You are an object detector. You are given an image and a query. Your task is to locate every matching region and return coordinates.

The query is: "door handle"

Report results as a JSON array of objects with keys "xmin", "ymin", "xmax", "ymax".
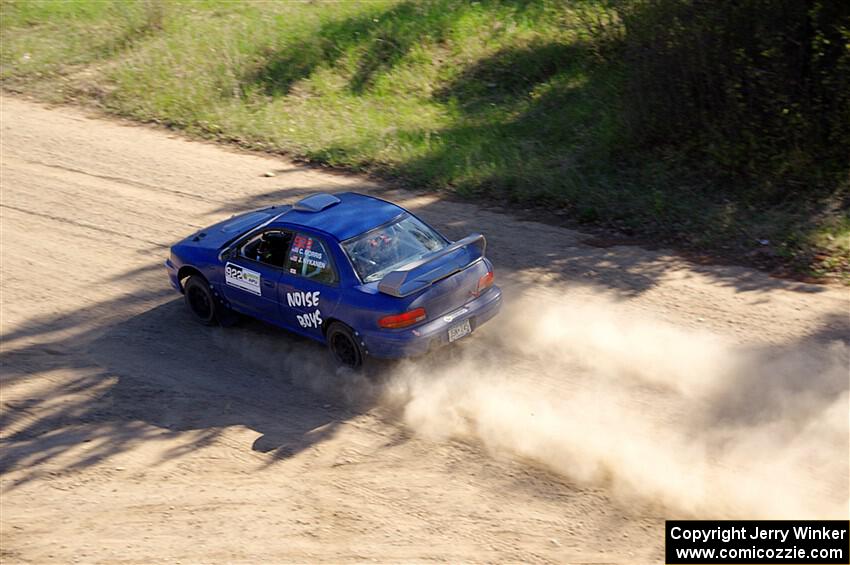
[{"xmin": 263, "ymin": 280, "xmax": 275, "ymax": 288}]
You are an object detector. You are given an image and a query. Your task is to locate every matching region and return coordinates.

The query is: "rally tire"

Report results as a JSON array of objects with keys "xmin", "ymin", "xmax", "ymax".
[
  {"xmin": 327, "ymin": 322, "xmax": 365, "ymax": 369},
  {"xmin": 183, "ymin": 275, "xmax": 218, "ymax": 326}
]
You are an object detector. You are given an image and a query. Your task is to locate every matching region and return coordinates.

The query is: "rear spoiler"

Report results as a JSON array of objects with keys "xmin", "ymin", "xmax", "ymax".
[{"xmin": 377, "ymin": 234, "xmax": 486, "ymax": 298}]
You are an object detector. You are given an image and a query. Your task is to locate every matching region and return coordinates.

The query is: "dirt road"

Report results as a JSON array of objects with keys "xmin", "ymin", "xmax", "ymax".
[{"xmin": 1, "ymin": 96, "xmax": 847, "ymax": 564}]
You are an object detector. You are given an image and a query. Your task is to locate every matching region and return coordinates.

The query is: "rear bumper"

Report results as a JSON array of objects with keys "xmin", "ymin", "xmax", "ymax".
[{"xmin": 359, "ymin": 285, "xmax": 502, "ymax": 359}]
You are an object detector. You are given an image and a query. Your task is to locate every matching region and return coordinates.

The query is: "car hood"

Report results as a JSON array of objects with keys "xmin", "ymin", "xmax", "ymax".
[{"xmin": 176, "ymin": 206, "xmax": 286, "ymax": 251}]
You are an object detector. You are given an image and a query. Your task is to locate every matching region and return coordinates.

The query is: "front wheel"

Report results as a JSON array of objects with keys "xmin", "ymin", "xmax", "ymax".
[
  {"xmin": 326, "ymin": 322, "xmax": 365, "ymax": 369},
  {"xmin": 183, "ymin": 275, "xmax": 218, "ymax": 325}
]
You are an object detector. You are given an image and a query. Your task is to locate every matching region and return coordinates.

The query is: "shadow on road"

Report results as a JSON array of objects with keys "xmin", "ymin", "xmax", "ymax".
[{"xmin": 0, "ymin": 292, "xmax": 389, "ymax": 491}]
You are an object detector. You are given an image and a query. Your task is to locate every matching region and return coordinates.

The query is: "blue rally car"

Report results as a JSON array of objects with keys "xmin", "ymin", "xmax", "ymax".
[{"xmin": 165, "ymin": 192, "xmax": 502, "ymax": 367}]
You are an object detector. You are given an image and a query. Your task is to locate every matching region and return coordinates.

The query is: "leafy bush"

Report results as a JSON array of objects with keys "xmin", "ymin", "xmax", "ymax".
[{"xmin": 615, "ymin": 0, "xmax": 850, "ymax": 197}]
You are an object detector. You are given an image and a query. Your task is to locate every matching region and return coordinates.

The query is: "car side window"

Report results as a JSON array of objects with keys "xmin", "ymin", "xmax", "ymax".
[
  {"xmin": 240, "ymin": 230, "xmax": 293, "ymax": 269},
  {"xmin": 288, "ymin": 233, "xmax": 337, "ymax": 285}
]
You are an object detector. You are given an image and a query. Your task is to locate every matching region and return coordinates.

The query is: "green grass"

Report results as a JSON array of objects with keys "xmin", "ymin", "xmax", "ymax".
[{"xmin": 2, "ymin": 0, "xmax": 847, "ymax": 279}]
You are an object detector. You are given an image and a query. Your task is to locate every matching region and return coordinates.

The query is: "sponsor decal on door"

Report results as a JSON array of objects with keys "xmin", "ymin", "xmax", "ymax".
[{"xmin": 225, "ymin": 262, "xmax": 261, "ymax": 296}]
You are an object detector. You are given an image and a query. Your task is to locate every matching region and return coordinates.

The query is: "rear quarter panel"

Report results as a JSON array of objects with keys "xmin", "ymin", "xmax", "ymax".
[{"xmin": 335, "ymin": 283, "xmax": 416, "ymax": 334}]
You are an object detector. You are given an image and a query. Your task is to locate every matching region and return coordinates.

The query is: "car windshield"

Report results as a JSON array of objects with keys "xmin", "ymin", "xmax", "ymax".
[{"xmin": 343, "ymin": 215, "xmax": 447, "ymax": 282}]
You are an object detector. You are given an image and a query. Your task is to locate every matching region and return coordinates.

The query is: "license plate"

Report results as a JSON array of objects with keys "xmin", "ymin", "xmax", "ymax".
[{"xmin": 448, "ymin": 319, "xmax": 472, "ymax": 342}]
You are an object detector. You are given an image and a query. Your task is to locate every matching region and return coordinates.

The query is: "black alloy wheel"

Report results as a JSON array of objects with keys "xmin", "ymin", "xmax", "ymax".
[
  {"xmin": 184, "ymin": 275, "xmax": 217, "ymax": 326},
  {"xmin": 327, "ymin": 322, "xmax": 364, "ymax": 369}
]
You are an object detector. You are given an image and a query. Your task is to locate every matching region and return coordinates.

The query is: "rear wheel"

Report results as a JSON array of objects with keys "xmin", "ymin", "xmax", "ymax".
[
  {"xmin": 327, "ymin": 322, "xmax": 365, "ymax": 369},
  {"xmin": 183, "ymin": 275, "xmax": 218, "ymax": 325}
]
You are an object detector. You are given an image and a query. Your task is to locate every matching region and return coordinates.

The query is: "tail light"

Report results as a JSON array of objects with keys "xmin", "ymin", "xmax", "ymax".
[
  {"xmin": 379, "ymin": 307, "xmax": 426, "ymax": 329},
  {"xmin": 477, "ymin": 270, "xmax": 494, "ymax": 293}
]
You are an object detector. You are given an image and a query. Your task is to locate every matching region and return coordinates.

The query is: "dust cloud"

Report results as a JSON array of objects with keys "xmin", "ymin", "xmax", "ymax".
[
  {"xmin": 216, "ymin": 288, "xmax": 849, "ymax": 519},
  {"xmin": 379, "ymin": 290, "xmax": 849, "ymax": 519}
]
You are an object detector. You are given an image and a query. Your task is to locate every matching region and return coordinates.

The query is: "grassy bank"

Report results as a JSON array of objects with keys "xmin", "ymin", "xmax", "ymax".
[{"xmin": 2, "ymin": 0, "xmax": 847, "ymax": 278}]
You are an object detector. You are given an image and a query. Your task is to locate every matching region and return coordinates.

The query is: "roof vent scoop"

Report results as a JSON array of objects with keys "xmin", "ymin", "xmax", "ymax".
[{"xmin": 293, "ymin": 193, "xmax": 341, "ymax": 213}]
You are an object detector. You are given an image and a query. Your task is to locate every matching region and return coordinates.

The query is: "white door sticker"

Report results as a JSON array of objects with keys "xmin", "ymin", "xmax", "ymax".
[
  {"xmin": 225, "ymin": 262, "xmax": 261, "ymax": 296},
  {"xmin": 286, "ymin": 291, "xmax": 323, "ymax": 328}
]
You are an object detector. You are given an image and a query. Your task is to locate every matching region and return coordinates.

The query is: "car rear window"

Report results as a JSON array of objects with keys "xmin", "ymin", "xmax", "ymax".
[{"xmin": 343, "ymin": 215, "xmax": 447, "ymax": 282}]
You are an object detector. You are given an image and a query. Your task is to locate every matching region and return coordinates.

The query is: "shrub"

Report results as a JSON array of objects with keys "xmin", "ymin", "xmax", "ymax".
[{"xmin": 615, "ymin": 0, "xmax": 850, "ymax": 197}]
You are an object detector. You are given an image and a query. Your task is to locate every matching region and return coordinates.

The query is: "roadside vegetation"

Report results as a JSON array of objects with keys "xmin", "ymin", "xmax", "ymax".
[{"xmin": 2, "ymin": 0, "xmax": 848, "ymax": 278}]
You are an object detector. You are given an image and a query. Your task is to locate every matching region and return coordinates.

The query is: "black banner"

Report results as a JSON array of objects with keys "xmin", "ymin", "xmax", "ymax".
[{"xmin": 666, "ymin": 520, "xmax": 849, "ymax": 564}]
